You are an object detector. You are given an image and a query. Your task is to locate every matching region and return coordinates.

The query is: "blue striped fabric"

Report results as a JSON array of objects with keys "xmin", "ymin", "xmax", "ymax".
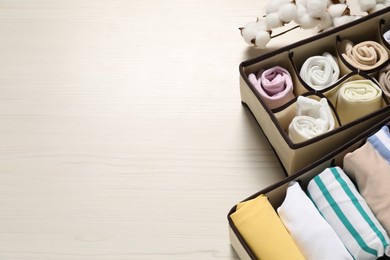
[
  {"xmin": 307, "ymin": 166, "xmax": 390, "ymax": 260},
  {"xmin": 367, "ymin": 126, "xmax": 390, "ymax": 164}
]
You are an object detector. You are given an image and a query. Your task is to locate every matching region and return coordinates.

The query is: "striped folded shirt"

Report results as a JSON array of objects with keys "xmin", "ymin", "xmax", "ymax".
[{"xmin": 307, "ymin": 166, "xmax": 390, "ymax": 260}]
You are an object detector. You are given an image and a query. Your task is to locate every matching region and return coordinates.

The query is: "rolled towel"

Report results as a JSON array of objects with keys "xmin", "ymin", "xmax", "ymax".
[
  {"xmin": 230, "ymin": 194, "xmax": 305, "ymax": 260},
  {"xmin": 340, "ymin": 40, "xmax": 388, "ymax": 71},
  {"xmin": 307, "ymin": 167, "xmax": 390, "ymax": 260},
  {"xmin": 343, "ymin": 126, "xmax": 390, "ymax": 235},
  {"xmin": 300, "ymin": 52, "xmax": 340, "ymax": 90},
  {"xmin": 278, "ymin": 181, "xmax": 353, "ymax": 260},
  {"xmin": 383, "ymin": 29, "xmax": 390, "ymax": 45},
  {"xmin": 336, "ymin": 79, "xmax": 382, "ymax": 125},
  {"xmin": 379, "ymin": 64, "xmax": 390, "ymax": 98},
  {"xmin": 248, "ymin": 66, "xmax": 295, "ymax": 109},
  {"xmin": 288, "ymin": 96, "xmax": 335, "ymax": 143}
]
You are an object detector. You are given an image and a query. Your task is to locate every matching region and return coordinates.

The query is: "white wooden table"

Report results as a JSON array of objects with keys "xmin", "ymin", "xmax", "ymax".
[{"xmin": 0, "ymin": 1, "xmax": 318, "ymax": 259}]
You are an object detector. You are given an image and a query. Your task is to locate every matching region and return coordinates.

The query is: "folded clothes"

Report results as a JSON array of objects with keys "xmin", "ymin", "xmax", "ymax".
[
  {"xmin": 379, "ymin": 64, "xmax": 390, "ymax": 98},
  {"xmin": 230, "ymin": 194, "xmax": 305, "ymax": 259},
  {"xmin": 307, "ymin": 166, "xmax": 390, "ymax": 260},
  {"xmin": 300, "ymin": 52, "xmax": 340, "ymax": 90},
  {"xmin": 383, "ymin": 29, "xmax": 390, "ymax": 44},
  {"xmin": 344, "ymin": 126, "xmax": 390, "ymax": 235},
  {"xmin": 336, "ymin": 79, "xmax": 382, "ymax": 125},
  {"xmin": 367, "ymin": 125, "xmax": 390, "ymax": 163},
  {"xmin": 248, "ymin": 66, "xmax": 295, "ymax": 109},
  {"xmin": 340, "ymin": 40, "xmax": 388, "ymax": 71},
  {"xmin": 278, "ymin": 181, "xmax": 353, "ymax": 260},
  {"xmin": 288, "ymin": 96, "xmax": 335, "ymax": 143}
]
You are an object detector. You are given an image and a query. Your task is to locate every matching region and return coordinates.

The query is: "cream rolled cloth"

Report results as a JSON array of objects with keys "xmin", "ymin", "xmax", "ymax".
[
  {"xmin": 277, "ymin": 181, "xmax": 353, "ymax": 260},
  {"xmin": 300, "ymin": 52, "xmax": 340, "ymax": 90},
  {"xmin": 340, "ymin": 40, "xmax": 388, "ymax": 71},
  {"xmin": 336, "ymin": 79, "xmax": 382, "ymax": 125},
  {"xmin": 248, "ymin": 66, "xmax": 295, "ymax": 109},
  {"xmin": 288, "ymin": 96, "xmax": 335, "ymax": 143},
  {"xmin": 307, "ymin": 166, "xmax": 390, "ymax": 260},
  {"xmin": 343, "ymin": 126, "xmax": 390, "ymax": 235},
  {"xmin": 379, "ymin": 64, "xmax": 390, "ymax": 98}
]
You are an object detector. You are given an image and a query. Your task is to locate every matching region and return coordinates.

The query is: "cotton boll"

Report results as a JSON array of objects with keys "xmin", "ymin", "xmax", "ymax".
[
  {"xmin": 296, "ymin": 0, "xmax": 307, "ymax": 6},
  {"xmin": 328, "ymin": 4, "xmax": 348, "ymax": 18},
  {"xmin": 332, "ymin": 15, "xmax": 355, "ymax": 27},
  {"xmin": 297, "ymin": 14, "xmax": 320, "ymax": 28},
  {"xmin": 317, "ymin": 12, "xmax": 333, "ymax": 31},
  {"xmin": 359, "ymin": 0, "xmax": 377, "ymax": 11},
  {"xmin": 385, "ymin": 0, "xmax": 390, "ymax": 6},
  {"xmin": 376, "ymin": 0, "xmax": 385, "ymax": 3},
  {"xmin": 278, "ymin": 3, "xmax": 297, "ymax": 23},
  {"xmin": 294, "ymin": 4, "xmax": 308, "ymax": 24},
  {"xmin": 240, "ymin": 20, "xmax": 270, "ymax": 44},
  {"xmin": 371, "ymin": 3, "xmax": 386, "ymax": 11},
  {"xmin": 265, "ymin": 12, "xmax": 284, "ymax": 29},
  {"xmin": 307, "ymin": 0, "xmax": 328, "ymax": 18},
  {"xmin": 254, "ymin": 31, "xmax": 271, "ymax": 49},
  {"xmin": 266, "ymin": 0, "xmax": 292, "ymax": 13}
]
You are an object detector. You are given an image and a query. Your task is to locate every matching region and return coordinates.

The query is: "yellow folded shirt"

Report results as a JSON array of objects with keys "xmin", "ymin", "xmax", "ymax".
[{"xmin": 231, "ymin": 194, "xmax": 305, "ymax": 260}]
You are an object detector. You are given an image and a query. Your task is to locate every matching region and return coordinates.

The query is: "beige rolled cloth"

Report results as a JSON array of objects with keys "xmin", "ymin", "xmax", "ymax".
[
  {"xmin": 336, "ymin": 80, "xmax": 382, "ymax": 125},
  {"xmin": 379, "ymin": 64, "xmax": 390, "ymax": 98},
  {"xmin": 343, "ymin": 140, "xmax": 390, "ymax": 235},
  {"xmin": 340, "ymin": 40, "xmax": 388, "ymax": 71}
]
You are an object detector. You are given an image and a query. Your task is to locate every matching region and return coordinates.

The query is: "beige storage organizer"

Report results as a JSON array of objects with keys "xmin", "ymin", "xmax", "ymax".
[
  {"xmin": 227, "ymin": 117, "xmax": 390, "ymax": 260},
  {"xmin": 240, "ymin": 7, "xmax": 390, "ymax": 175}
]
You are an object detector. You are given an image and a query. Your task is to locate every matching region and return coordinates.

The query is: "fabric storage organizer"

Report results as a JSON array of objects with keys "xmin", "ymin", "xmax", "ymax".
[
  {"xmin": 227, "ymin": 117, "xmax": 390, "ymax": 260},
  {"xmin": 240, "ymin": 6, "xmax": 390, "ymax": 175}
]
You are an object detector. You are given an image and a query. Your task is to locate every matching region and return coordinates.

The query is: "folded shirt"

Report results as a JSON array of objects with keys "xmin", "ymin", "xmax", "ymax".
[
  {"xmin": 340, "ymin": 40, "xmax": 388, "ymax": 71},
  {"xmin": 278, "ymin": 181, "xmax": 353, "ymax": 260},
  {"xmin": 248, "ymin": 66, "xmax": 295, "ymax": 109},
  {"xmin": 383, "ymin": 29, "xmax": 390, "ymax": 44},
  {"xmin": 367, "ymin": 124, "xmax": 390, "ymax": 164},
  {"xmin": 307, "ymin": 166, "xmax": 390, "ymax": 260},
  {"xmin": 288, "ymin": 96, "xmax": 335, "ymax": 143},
  {"xmin": 300, "ymin": 52, "xmax": 340, "ymax": 91},
  {"xmin": 343, "ymin": 127, "xmax": 390, "ymax": 235},
  {"xmin": 230, "ymin": 194, "xmax": 305, "ymax": 259},
  {"xmin": 336, "ymin": 79, "xmax": 382, "ymax": 125}
]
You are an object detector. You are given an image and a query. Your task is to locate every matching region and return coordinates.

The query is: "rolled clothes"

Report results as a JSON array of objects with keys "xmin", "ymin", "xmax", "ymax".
[
  {"xmin": 340, "ymin": 40, "xmax": 388, "ymax": 71},
  {"xmin": 300, "ymin": 52, "xmax": 340, "ymax": 90},
  {"xmin": 344, "ymin": 126, "xmax": 390, "ymax": 235},
  {"xmin": 336, "ymin": 79, "xmax": 382, "ymax": 125},
  {"xmin": 383, "ymin": 29, "xmax": 390, "ymax": 44},
  {"xmin": 278, "ymin": 181, "xmax": 353, "ymax": 260},
  {"xmin": 379, "ymin": 64, "xmax": 390, "ymax": 98},
  {"xmin": 307, "ymin": 166, "xmax": 390, "ymax": 260},
  {"xmin": 248, "ymin": 66, "xmax": 295, "ymax": 109},
  {"xmin": 288, "ymin": 96, "xmax": 335, "ymax": 143},
  {"xmin": 230, "ymin": 194, "xmax": 305, "ymax": 260}
]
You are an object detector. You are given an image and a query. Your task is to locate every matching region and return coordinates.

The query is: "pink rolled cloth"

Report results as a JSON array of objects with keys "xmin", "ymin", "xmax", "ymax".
[
  {"xmin": 248, "ymin": 66, "xmax": 295, "ymax": 109},
  {"xmin": 379, "ymin": 64, "xmax": 390, "ymax": 98},
  {"xmin": 340, "ymin": 40, "xmax": 388, "ymax": 71}
]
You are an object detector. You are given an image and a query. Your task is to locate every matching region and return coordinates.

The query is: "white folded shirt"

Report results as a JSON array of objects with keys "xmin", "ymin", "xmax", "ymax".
[{"xmin": 278, "ymin": 181, "xmax": 352, "ymax": 260}]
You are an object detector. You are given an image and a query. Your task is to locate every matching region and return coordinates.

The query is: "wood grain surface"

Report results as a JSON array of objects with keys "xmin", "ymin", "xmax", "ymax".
[{"xmin": 0, "ymin": 1, "xmax": 318, "ymax": 259}]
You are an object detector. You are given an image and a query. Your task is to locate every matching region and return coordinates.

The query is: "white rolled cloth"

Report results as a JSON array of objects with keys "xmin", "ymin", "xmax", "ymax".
[
  {"xmin": 307, "ymin": 166, "xmax": 390, "ymax": 260},
  {"xmin": 277, "ymin": 181, "xmax": 353, "ymax": 260},
  {"xmin": 300, "ymin": 52, "xmax": 340, "ymax": 90},
  {"xmin": 288, "ymin": 96, "xmax": 335, "ymax": 143},
  {"xmin": 336, "ymin": 79, "xmax": 382, "ymax": 125}
]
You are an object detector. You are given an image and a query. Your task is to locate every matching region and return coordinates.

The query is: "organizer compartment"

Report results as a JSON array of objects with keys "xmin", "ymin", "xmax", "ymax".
[
  {"xmin": 240, "ymin": 7, "xmax": 390, "ymax": 174},
  {"xmin": 228, "ymin": 118, "xmax": 390, "ymax": 260}
]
